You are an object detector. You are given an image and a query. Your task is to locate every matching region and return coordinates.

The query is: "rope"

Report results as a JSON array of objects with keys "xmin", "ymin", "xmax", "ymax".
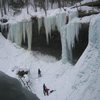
[{"xmin": 19, "ymin": 76, "xmax": 32, "ymax": 92}]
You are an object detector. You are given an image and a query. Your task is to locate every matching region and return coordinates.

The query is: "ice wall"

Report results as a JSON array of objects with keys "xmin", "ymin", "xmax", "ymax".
[
  {"xmin": 8, "ymin": 21, "xmax": 32, "ymax": 50},
  {"xmin": 89, "ymin": 14, "xmax": 100, "ymax": 52},
  {"xmin": 8, "ymin": 22, "xmax": 23, "ymax": 46}
]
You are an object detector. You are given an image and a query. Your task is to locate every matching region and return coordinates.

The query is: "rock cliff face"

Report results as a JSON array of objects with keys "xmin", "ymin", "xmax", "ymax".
[
  {"xmin": 0, "ymin": 19, "xmax": 9, "ymax": 38},
  {"xmin": 0, "ymin": 71, "xmax": 40, "ymax": 100},
  {"xmin": 72, "ymin": 23, "xmax": 89, "ymax": 64},
  {"xmin": 82, "ymin": 0, "xmax": 100, "ymax": 8}
]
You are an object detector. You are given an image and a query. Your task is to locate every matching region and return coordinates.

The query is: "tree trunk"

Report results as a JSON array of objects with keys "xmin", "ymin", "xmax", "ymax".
[
  {"xmin": 76, "ymin": 4, "xmax": 78, "ymax": 11},
  {"xmin": 92, "ymin": 0, "xmax": 94, "ymax": 11},
  {"xmin": 3, "ymin": 0, "xmax": 7, "ymax": 15},
  {"xmin": 26, "ymin": 0, "xmax": 29, "ymax": 14},
  {"xmin": 0, "ymin": 0, "xmax": 3, "ymax": 17}
]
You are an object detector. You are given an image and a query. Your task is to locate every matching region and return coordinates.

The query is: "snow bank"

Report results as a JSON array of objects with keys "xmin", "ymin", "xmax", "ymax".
[
  {"xmin": 89, "ymin": 14, "xmax": 100, "ymax": 53},
  {"xmin": 66, "ymin": 13, "xmax": 100, "ymax": 100}
]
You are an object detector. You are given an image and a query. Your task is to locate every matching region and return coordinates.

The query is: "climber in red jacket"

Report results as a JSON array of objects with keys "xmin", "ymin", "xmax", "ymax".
[
  {"xmin": 45, "ymin": 88, "xmax": 50, "ymax": 95},
  {"xmin": 66, "ymin": 16, "xmax": 69, "ymax": 24}
]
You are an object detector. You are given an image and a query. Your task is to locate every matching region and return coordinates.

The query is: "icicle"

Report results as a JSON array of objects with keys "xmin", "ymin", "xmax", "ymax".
[
  {"xmin": 26, "ymin": 21, "xmax": 32, "ymax": 50},
  {"xmin": 8, "ymin": 23, "xmax": 15, "ymax": 42},
  {"xmin": 7, "ymin": 19, "xmax": 32, "ymax": 50},
  {"xmin": 8, "ymin": 20, "xmax": 32, "ymax": 50},
  {"xmin": 43, "ymin": 12, "xmax": 66, "ymax": 44},
  {"xmin": 44, "ymin": 16, "xmax": 51, "ymax": 44},
  {"xmin": 15, "ymin": 22, "xmax": 23, "ymax": 46},
  {"xmin": 38, "ymin": 17, "xmax": 43, "ymax": 33},
  {"xmin": 51, "ymin": 16, "xmax": 56, "ymax": 31},
  {"xmin": 22, "ymin": 21, "xmax": 26, "ymax": 43}
]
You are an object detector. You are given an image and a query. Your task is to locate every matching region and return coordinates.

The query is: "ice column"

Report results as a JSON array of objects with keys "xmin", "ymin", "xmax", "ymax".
[
  {"xmin": 66, "ymin": 10, "xmax": 79, "ymax": 50},
  {"xmin": 61, "ymin": 10, "xmax": 80, "ymax": 63},
  {"xmin": 22, "ymin": 21, "xmax": 26, "ymax": 43},
  {"xmin": 61, "ymin": 26, "xmax": 68, "ymax": 63},
  {"xmin": 16, "ymin": 22, "xmax": 23, "ymax": 46},
  {"xmin": 26, "ymin": 21, "xmax": 32, "ymax": 50},
  {"xmin": 8, "ymin": 24, "xmax": 15, "ymax": 42}
]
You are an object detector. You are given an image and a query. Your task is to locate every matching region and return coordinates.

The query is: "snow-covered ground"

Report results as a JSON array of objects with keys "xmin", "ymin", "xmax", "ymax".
[
  {"xmin": 0, "ymin": 13, "xmax": 100, "ymax": 100},
  {"xmin": 0, "ymin": 0, "xmax": 100, "ymax": 99}
]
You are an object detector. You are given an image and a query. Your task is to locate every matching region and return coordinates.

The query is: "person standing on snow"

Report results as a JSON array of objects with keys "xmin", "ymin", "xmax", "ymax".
[
  {"xmin": 43, "ymin": 83, "xmax": 46, "ymax": 96},
  {"xmin": 38, "ymin": 68, "xmax": 41, "ymax": 77}
]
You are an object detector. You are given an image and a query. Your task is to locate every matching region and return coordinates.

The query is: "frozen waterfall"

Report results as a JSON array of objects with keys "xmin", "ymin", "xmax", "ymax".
[
  {"xmin": 43, "ymin": 12, "xmax": 66, "ymax": 44},
  {"xmin": 66, "ymin": 19, "xmax": 80, "ymax": 50},
  {"xmin": 66, "ymin": 10, "xmax": 79, "ymax": 50},
  {"xmin": 8, "ymin": 21, "xmax": 32, "ymax": 50},
  {"xmin": 61, "ymin": 10, "xmax": 80, "ymax": 63},
  {"xmin": 7, "ymin": 10, "xmax": 81, "ymax": 64}
]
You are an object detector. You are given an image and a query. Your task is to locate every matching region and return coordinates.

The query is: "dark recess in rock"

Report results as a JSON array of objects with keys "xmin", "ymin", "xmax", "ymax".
[{"xmin": 72, "ymin": 23, "xmax": 89, "ymax": 64}]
